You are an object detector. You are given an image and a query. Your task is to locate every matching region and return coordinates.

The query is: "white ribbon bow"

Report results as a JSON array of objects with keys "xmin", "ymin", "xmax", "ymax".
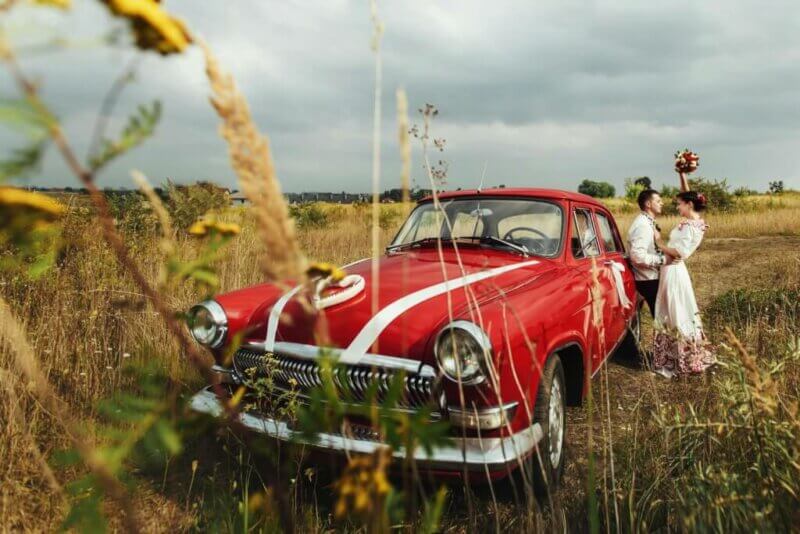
[{"xmin": 607, "ymin": 261, "xmax": 633, "ymax": 309}]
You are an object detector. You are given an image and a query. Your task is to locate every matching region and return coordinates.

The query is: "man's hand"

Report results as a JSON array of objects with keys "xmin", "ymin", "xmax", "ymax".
[{"xmin": 665, "ymin": 253, "xmax": 682, "ymax": 265}]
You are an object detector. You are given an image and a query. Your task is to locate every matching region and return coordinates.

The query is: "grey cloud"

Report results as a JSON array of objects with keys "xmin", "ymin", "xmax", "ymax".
[{"xmin": 2, "ymin": 0, "xmax": 798, "ymax": 193}]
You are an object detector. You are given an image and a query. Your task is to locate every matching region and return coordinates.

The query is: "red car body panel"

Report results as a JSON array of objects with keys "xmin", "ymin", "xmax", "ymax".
[{"xmin": 208, "ymin": 189, "xmax": 637, "ymax": 447}]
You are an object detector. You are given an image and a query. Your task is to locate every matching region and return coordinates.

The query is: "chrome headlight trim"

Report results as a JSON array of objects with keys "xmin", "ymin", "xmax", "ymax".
[
  {"xmin": 188, "ymin": 300, "xmax": 228, "ymax": 349},
  {"xmin": 434, "ymin": 320, "xmax": 493, "ymax": 385}
]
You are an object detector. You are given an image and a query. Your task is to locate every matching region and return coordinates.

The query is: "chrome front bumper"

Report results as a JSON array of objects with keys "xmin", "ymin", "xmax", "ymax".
[{"xmin": 190, "ymin": 387, "xmax": 543, "ymax": 473}]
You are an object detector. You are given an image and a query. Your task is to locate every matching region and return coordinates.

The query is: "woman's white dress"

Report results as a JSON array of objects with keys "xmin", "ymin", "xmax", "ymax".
[{"xmin": 652, "ymin": 218, "xmax": 715, "ymax": 376}]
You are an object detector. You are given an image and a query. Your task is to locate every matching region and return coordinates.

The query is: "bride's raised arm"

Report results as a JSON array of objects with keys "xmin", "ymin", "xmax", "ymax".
[
  {"xmin": 678, "ymin": 171, "xmax": 690, "ymax": 192},
  {"xmin": 674, "ymin": 149, "xmax": 698, "ymax": 192}
]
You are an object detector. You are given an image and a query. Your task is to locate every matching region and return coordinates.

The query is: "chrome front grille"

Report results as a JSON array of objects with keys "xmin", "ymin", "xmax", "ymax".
[{"xmin": 232, "ymin": 347, "xmax": 436, "ymax": 409}]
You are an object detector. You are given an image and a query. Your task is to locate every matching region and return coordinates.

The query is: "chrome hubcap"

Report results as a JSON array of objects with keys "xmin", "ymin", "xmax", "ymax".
[{"xmin": 548, "ymin": 377, "xmax": 564, "ymax": 467}]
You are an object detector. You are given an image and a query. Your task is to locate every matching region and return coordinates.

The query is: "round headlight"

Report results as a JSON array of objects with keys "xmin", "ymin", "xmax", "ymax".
[
  {"xmin": 188, "ymin": 301, "xmax": 227, "ymax": 348},
  {"xmin": 434, "ymin": 321, "xmax": 492, "ymax": 384}
]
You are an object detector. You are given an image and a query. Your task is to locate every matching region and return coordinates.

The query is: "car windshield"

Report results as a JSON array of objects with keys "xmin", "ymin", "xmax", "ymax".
[{"xmin": 389, "ymin": 197, "xmax": 564, "ymax": 257}]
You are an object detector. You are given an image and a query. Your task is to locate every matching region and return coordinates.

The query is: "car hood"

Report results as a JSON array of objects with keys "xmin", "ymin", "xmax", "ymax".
[{"xmin": 233, "ymin": 248, "xmax": 558, "ymax": 363}]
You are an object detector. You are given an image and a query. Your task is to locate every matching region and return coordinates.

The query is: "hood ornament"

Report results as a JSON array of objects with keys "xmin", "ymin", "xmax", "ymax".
[{"xmin": 312, "ymin": 274, "xmax": 365, "ymax": 310}]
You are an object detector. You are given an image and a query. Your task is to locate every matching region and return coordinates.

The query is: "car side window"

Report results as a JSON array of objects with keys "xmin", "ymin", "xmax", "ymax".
[
  {"xmin": 595, "ymin": 212, "xmax": 620, "ymax": 253},
  {"xmin": 572, "ymin": 208, "xmax": 600, "ymax": 259}
]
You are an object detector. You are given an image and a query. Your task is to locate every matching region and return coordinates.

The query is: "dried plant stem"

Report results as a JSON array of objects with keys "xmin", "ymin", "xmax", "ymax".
[
  {"xmin": 132, "ymin": 169, "xmax": 173, "ymax": 242},
  {"xmin": 396, "ymin": 88, "xmax": 411, "ymax": 215},
  {"xmin": 87, "ymin": 54, "xmax": 143, "ymax": 163},
  {"xmin": 202, "ymin": 42, "xmax": 304, "ymax": 283},
  {"xmin": 369, "ymin": 0, "xmax": 384, "ymax": 322},
  {"xmin": 0, "ymin": 297, "xmax": 142, "ymax": 534}
]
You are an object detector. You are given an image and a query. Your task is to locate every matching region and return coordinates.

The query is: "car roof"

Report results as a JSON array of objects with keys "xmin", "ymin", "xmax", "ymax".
[{"xmin": 420, "ymin": 187, "xmax": 607, "ymax": 208}]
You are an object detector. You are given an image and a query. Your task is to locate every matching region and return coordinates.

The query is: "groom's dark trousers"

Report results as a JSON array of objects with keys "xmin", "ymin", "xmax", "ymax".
[{"xmin": 636, "ymin": 279, "xmax": 660, "ymax": 318}]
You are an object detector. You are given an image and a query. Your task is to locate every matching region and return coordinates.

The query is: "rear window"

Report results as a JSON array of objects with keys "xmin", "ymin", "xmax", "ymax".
[
  {"xmin": 572, "ymin": 209, "xmax": 600, "ymax": 258},
  {"xmin": 595, "ymin": 212, "xmax": 620, "ymax": 253}
]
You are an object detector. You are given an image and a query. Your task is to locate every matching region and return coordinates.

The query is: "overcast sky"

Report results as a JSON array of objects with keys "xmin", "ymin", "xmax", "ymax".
[{"xmin": 3, "ymin": 0, "xmax": 799, "ymax": 192}]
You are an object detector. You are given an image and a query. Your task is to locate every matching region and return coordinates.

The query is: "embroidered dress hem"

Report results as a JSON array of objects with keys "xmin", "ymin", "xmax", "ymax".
[{"xmin": 652, "ymin": 330, "xmax": 716, "ymax": 376}]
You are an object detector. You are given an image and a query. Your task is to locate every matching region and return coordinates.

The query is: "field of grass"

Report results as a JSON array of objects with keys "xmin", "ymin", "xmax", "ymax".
[{"xmin": 1, "ymin": 193, "xmax": 799, "ymax": 532}]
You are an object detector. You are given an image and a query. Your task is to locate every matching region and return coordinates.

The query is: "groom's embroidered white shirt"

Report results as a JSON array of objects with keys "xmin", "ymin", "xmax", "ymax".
[{"xmin": 627, "ymin": 212, "xmax": 665, "ymax": 281}]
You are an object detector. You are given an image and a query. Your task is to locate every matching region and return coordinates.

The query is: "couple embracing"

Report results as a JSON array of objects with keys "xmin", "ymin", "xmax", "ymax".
[{"xmin": 627, "ymin": 168, "xmax": 716, "ymax": 379}]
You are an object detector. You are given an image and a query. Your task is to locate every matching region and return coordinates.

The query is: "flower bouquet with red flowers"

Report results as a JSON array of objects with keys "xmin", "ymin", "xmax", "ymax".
[{"xmin": 674, "ymin": 148, "xmax": 699, "ymax": 173}]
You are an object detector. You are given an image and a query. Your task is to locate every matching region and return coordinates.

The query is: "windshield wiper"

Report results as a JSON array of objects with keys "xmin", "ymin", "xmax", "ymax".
[
  {"xmin": 386, "ymin": 237, "xmax": 452, "ymax": 252},
  {"xmin": 452, "ymin": 235, "xmax": 530, "ymax": 256},
  {"xmin": 480, "ymin": 236, "xmax": 530, "ymax": 256}
]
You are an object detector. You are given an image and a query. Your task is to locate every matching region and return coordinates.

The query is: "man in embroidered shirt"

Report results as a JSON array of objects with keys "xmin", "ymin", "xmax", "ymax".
[{"xmin": 627, "ymin": 189, "xmax": 665, "ymax": 317}]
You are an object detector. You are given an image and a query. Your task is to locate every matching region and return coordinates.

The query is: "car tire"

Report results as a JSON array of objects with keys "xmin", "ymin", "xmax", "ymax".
[
  {"xmin": 615, "ymin": 304, "xmax": 642, "ymax": 361},
  {"xmin": 531, "ymin": 355, "xmax": 566, "ymax": 496}
]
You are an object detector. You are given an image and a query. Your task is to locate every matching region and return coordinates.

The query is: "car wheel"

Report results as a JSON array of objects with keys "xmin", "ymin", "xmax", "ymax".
[
  {"xmin": 531, "ymin": 355, "xmax": 566, "ymax": 495},
  {"xmin": 615, "ymin": 305, "xmax": 642, "ymax": 361}
]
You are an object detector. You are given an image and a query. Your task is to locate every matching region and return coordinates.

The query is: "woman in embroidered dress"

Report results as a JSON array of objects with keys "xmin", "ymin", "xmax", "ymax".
[{"xmin": 651, "ymin": 170, "xmax": 716, "ymax": 378}]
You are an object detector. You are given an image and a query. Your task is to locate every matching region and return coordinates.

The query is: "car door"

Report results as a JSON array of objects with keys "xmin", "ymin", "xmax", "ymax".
[
  {"xmin": 570, "ymin": 205, "xmax": 620, "ymax": 370},
  {"xmin": 593, "ymin": 209, "xmax": 634, "ymax": 350}
]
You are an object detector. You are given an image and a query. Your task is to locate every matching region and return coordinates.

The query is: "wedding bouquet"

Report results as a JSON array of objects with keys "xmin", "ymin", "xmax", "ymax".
[{"xmin": 674, "ymin": 148, "xmax": 699, "ymax": 173}]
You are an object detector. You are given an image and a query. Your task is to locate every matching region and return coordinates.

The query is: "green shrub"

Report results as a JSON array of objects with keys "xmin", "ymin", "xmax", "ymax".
[
  {"xmin": 688, "ymin": 177, "xmax": 736, "ymax": 212},
  {"xmin": 733, "ymin": 186, "xmax": 759, "ymax": 197},
  {"xmin": 378, "ymin": 205, "xmax": 400, "ymax": 229},
  {"xmin": 104, "ymin": 191, "xmax": 158, "ymax": 236},
  {"xmin": 577, "ymin": 179, "xmax": 615, "ymax": 198},
  {"xmin": 166, "ymin": 181, "xmax": 230, "ymax": 231},
  {"xmin": 624, "ymin": 178, "xmax": 648, "ymax": 202},
  {"xmin": 289, "ymin": 202, "xmax": 328, "ymax": 229},
  {"xmin": 660, "ymin": 177, "xmax": 737, "ymax": 214}
]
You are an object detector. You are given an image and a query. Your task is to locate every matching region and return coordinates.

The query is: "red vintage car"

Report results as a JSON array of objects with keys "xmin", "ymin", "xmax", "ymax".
[{"xmin": 188, "ymin": 188, "xmax": 639, "ymax": 490}]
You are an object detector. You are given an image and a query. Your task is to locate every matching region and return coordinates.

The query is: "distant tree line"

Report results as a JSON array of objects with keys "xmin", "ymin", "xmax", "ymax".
[{"xmin": 577, "ymin": 179, "xmax": 616, "ymax": 198}]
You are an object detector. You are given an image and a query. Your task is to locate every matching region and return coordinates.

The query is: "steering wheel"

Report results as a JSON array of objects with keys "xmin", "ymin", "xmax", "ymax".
[{"xmin": 502, "ymin": 226, "xmax": 549, "ymax": 254}]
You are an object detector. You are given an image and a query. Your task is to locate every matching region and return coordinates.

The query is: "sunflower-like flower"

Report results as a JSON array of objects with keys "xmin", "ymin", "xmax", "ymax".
[
  {"xmin": 101, "ymin": 0, "xmax": 192, "ymax": 55},
  {"xmin": 334, "ymin": 447, "xmax": 392, "ymax": 519},
  {"xmin": 0, "ymin": 187, "xmax": 65, "ymax": 219},
  {"xmin": 306, "ymin": 261, "xmax": 346, "ymax": 282},
  {"xmin": 0, "ymin": 188, "xmax": 65, "ymax": 275},
  {"xmin": 0, "ymin": 187, "xmax": 65, "ymax": 234},
  {"xmin": 187, "ymin": 218, "xmax": 241, "ymax": 237}
]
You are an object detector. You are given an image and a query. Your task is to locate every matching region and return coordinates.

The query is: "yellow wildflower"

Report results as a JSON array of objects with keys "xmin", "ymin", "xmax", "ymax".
[
  {"xmin": 334, "ymin": 447, "xmax": 392, "ymax": 519},
  {"xmin": 247, "ymin": 488, "xmax": 276, "ymax": 516},
  {"xmin": 102, "ymin": 0, "xmax": 192, "ymax": 55},
  {"xmin": 306, "ymin": 261, "xmax": 346, "ymax": 283},
  {"xmin": 187, "ymin": 220, "xmax": 209, "ymax": 236},
  {"xmin": 0, "ymin": 187, "xmax": 65, "ymax": 221},
  {"xmin": 227, "ymin": 385, "xmax": 246, "ymax": 409},
  {"xmin": 215, "ymin": 222, "xmax": 241, "ymax": 236},
  {"xmin": 31, "ymin": 0, "xmax": 71, "ymax": 9},
  {"xmin": 188, "ymin": 218, "xmax": 240, "ymax": 237}
]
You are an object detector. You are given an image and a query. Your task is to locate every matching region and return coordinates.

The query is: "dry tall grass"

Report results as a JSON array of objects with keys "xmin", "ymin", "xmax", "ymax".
[{"xmin": 1, "ymin": 195, "xmax": 799, "ymax": 531}]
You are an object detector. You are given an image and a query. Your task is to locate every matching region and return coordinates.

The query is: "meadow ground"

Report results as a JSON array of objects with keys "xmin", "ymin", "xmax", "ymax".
[{"xmin": 1, "ymin": 194, "xmax": 799, "ymax": 532}]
